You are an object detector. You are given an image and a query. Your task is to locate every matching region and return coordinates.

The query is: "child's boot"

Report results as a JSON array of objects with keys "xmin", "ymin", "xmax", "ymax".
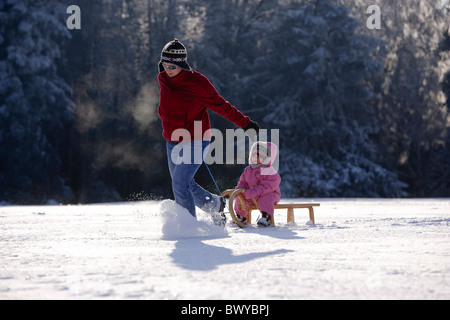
[
  {"xmin": 257, "ymin": 212, "xmax": 271, "ymax": 227},
  {"xmin": 235, "ymin": 213, "xmax": 247, "ymax": 225}
]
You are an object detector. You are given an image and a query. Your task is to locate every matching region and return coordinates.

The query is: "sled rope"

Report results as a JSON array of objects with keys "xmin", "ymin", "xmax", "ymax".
[{"xmin": 203, "ymin": 161, "xmax": 222, "ymax": 196}]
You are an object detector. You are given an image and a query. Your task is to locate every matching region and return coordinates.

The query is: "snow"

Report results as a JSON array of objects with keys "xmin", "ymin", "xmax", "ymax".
[{"xmin": 0, "ymin": 198, "xmax": 449, "ymax": 300}]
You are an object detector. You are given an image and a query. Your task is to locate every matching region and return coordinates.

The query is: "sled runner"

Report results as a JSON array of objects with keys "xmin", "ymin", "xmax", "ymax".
[{"xmin": 221, "ymin": 189, "xmax": 320, "ymax": 228}]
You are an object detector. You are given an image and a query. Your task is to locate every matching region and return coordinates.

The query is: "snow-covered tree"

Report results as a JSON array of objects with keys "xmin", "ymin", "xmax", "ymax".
[
  {"xmin": 181, "ymin": 0, "xmax": 408, "ymax": 197},
  {"xmin": 257, "ymin": 1, "xmax": 407, "ymax": 197},
  {"xmin": 0, "ymin": 0, "xmax": 74, "ymax": 203},
  {"xmin": 2, "ymin": 0, "xmax": 447, "ymax": 202},
  {"xmin": 345, "ymin": 0, "xmax": 450, "ymax": 196}
]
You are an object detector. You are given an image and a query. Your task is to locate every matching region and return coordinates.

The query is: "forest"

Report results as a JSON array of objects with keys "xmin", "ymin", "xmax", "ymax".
[{"xmin": 1, "ymin": 0, "xmax": 449, "ymax": 204}]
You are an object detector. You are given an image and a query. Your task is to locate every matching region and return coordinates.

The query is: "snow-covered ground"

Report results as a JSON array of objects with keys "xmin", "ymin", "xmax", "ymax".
[{"xmin": 0, "ymin": 198, "xmax": 449, "ymax": 300}]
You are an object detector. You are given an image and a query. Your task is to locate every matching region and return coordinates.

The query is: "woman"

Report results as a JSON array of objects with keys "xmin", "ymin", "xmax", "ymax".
[{"xmin": 157, "ymin": 39, "xmax": 259, "ymax": 224}]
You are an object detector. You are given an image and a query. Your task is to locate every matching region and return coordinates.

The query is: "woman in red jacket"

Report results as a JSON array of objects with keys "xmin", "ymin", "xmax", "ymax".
[{"xmin": 157, "ymin": 39, "xmax": 259, "ymax": 224}]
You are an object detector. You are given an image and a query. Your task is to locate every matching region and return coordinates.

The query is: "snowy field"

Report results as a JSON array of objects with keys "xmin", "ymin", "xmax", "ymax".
[{"xmin": 0, "ymin": 198, "xmax": 449, "ymax": 300}]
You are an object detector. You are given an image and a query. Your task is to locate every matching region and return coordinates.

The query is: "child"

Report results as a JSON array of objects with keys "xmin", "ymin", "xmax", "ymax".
[{"xmin": 234, "ymin": 141, "xmax": 281, "ymax": 226}]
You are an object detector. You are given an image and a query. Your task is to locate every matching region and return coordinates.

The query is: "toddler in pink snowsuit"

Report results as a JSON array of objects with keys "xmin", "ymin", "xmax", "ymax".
[{"xmin": 234, "ymin": 141, "xmax": 281, "ymax": 226}]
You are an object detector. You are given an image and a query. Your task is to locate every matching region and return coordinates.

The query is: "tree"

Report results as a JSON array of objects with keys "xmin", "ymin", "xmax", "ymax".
[
  {"xmin": 0, "ymin": 0, "xmax": 74, "ymax": 203},
  {"xmin": 436, "ymin": 25, "xmax": 450, "ymax": 195},
  {"xmin": 368, "ymin": 0, "xmax": 449, "ymax": 196},
  {"xmin": 62, "ymin": 0, "xmax": 184, "ymax": 202},
  {"xmin": 257, "ymin": 0, "xmax": 406, "ymax": 197},
  {"xmin": 170, "ymin": 0, "xmax": 409, "ymax": 197},
  {"xmin": 440, "ymin": 27, "xmax": 450, "ymax": 112}
]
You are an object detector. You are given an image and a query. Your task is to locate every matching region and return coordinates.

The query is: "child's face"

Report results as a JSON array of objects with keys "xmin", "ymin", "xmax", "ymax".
[{"xmin": 251, "ymin": 152, "xmax": 263, "ymax": 165}]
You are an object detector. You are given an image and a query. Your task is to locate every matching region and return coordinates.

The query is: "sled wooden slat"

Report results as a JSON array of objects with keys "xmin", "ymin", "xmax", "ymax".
[
  {"xmin": 222, "ymin": 189, "xmax": 319, "ymax": 228},
  {"xmin": 274, "ymin": 203, "xmax": 319, "ymax": 224}
]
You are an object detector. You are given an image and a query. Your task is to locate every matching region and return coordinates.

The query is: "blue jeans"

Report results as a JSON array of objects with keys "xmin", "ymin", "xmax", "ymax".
[{"xmin": 166, "ymin": 140, "xmax": 218, "ymax": 217}]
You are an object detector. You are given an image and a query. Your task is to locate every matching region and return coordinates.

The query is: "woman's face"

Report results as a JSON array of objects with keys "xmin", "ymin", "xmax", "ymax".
[{"xmin": 162, "ymin": 63, "xmax": 182, "ymax": 78}]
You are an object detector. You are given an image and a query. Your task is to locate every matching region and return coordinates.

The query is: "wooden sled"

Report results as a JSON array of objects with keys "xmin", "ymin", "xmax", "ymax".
[{"xmin": 221, "ymin": 189, "xmax": 320, "ymax": 228}]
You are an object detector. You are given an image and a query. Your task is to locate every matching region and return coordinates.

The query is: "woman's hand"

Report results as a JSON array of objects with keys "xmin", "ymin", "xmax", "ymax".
[{"xmin": 244, "ymin": 120, "xmax": 260, "ymax": 134}]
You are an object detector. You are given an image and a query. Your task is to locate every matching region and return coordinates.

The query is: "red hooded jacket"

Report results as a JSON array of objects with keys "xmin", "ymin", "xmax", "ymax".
[{"xmin": 158, "ymin": 70, "xmax": 250, "ymax": 142}]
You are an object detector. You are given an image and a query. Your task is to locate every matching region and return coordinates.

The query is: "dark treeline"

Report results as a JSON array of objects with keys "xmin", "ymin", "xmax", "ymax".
[{"xmin": 0, "ymin": 0, "xmax": 449, "ymax": 204}]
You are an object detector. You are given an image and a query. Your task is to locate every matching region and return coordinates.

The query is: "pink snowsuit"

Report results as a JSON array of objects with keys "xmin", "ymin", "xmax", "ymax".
[{"xmin": 234, "ymin": 142, "xmax": 281, "ymax": 218}]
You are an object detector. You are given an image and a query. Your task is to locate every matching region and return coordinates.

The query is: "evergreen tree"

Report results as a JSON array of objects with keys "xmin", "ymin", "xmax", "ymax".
[
  {"xmin": 0, "ymin": 0, "xmax": 74, "ymax": 203},
  {"xmin": 258, "ymin": 1, "xmax": 406, "ymax": 197},
  {"xmin": 373, "ymin": 0, "xmax": 448, "ymax": 196},
  {"xmin": 2, "ymin": 0, "xmax": 446, "ymax": 202},
  {"xmin": 440, "ymin": 27, "xmax": 450, "ymax": 115},
  {"xmin": 64, "ymin": 0, "xmax": 173, "ymax": 202}
]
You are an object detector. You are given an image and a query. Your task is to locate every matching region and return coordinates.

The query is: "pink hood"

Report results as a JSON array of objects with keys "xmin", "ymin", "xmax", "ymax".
[{"xmin": 249, "ymin": 141, "xmax": 278, "ymax": 167}]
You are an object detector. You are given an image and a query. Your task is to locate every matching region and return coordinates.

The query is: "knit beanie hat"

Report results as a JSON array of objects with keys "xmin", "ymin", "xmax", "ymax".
[{"xmin": 158, "ymin": 38, "xmax": 192, "ymax": 73}]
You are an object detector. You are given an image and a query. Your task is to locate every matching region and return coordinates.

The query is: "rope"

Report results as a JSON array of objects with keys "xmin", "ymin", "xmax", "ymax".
[{"xmin": 203, "ymin": 161, "xmax": 222, "ymax": 196}]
